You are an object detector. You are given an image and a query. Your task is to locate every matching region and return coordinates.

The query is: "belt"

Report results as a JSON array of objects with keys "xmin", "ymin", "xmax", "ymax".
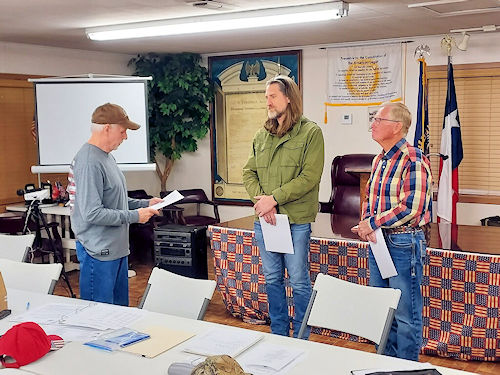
[{"xmin": 383, "ymin": 225, "xmax": 422, "ymax": 234}]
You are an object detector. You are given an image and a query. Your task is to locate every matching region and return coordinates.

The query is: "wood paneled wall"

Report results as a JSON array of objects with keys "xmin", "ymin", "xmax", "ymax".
[
  {"xmin": 0, "ymin": 74, "xmax": 85, "ymax": 213},
  {"xmin": 0, "ymin": 76, "xmax": 37, "ymax": 212}
]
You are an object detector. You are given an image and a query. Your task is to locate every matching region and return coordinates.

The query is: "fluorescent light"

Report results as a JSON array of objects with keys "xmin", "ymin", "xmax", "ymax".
[{"xmin": 86, "ymin": 1, "xmax": 348, "ymax": 41}]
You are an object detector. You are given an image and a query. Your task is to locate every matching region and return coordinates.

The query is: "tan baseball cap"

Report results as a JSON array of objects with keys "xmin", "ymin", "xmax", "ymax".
[{"xmin": 91, "ymin": 103, "xmax": 141, "ymax": 130}]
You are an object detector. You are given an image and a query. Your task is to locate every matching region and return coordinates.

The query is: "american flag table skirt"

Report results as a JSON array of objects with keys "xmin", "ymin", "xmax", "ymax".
[{"xmin": 209, "ymin": 225, "xmax": 500, "ymax": 361}]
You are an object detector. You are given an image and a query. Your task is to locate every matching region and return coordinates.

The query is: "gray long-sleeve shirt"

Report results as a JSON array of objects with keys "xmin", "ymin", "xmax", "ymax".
[{"xmin": 68, "ymin": 143, "xmax": 149, "ymax": 260}]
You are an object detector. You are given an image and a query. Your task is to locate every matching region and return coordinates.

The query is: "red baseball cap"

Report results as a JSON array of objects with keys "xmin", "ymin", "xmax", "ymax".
[{"xmin": 0, "ymin": 322, "xmax": 62, "ymax": 368}]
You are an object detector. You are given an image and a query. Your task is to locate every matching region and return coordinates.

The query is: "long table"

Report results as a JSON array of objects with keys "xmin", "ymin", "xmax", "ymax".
[
  {"xmin": 1, "ymin": 288, "xmax": 475, "ymax": 375},
  {"xmin": 208, "ymin": 214, "xmax": 500, "ymax": 361}
]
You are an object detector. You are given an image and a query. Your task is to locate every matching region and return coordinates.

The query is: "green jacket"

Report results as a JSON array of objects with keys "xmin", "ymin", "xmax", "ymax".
[{"xmin": 242, "ymin": 116, "xmax": 324, "ymax": 224}]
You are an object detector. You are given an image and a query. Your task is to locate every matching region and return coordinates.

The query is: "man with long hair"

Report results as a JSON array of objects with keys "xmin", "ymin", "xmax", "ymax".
[{"xmin": 243, "ymin": 75, "xmax": 324, "ymax": 338}]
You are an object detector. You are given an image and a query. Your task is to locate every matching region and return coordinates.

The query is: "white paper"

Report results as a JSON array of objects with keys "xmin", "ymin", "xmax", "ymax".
[
  {"xmin": 369, "ymin": 228, "xmax": 397, "ymax": 279},
  {"xmin": 40, "ymin": 324, "xmax": 105, "ymax": 343},
  {"xmin": 10, "ymin": 303, "xmax": 87, "ymax": 325},
  {"xmin": 259, "ymin": 214, "xmax": 294, "ymax": 254},
  {"xmin": 62, "ymin": 303, "xmax": 146, "ymax": 330},
  {"xmin": 182, "ymin": 328, "xmax": 263, "ymax": 357},
  {"xmin": 238, "ymin": 343, "xmax": 305, "ymax": 375},
  {"xmin": 351, "ymin": 361, "xmax": 437, "ymax": 374},
  {"xmin": 149, "ymin": 190, "xmax": 184, "ymax": 210},
  {"xmin": 12, "ymin": 302, "xmax": 146, "ymax": 331}
]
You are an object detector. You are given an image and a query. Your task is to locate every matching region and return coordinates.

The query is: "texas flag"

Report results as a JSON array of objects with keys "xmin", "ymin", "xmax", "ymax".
[{"xmin": 437, "ymin": 59, "xmax": 463, "ymax": 232}]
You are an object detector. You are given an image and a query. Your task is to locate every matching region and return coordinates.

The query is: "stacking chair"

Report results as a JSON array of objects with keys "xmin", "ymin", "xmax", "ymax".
[
  {"xmin": 0, "ymin": 258, "xmax": 63, "ymax": 294},
  {"xmin": 0, "ymin": 233, "xmax": 35, "ymax": 262},
  {"xmin": 138, "ymin": 267, "xmax": 216, "ymax": 320},
  {"xmin": 298, "ymin": 273, "xmax": 401, "ymax": 354}
]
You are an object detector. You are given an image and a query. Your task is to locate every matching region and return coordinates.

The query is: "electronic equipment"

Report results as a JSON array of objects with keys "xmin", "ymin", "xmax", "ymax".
[
  {"xmin": 17, "ymin": 183, "xmax": 53, "ymax": 204},
  {"xmin": 154, "ymin": 224, "xmax": 208, "ymax": 279}
]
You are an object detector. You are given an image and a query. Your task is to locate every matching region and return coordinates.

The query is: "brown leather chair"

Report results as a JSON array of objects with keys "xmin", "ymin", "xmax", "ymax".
[
  {"xmin": 160, "ymin": 189, "xmax": 220, "ymax": 227},
  {"xmin": 319, "ymin": 154, "xmax": 375, "ymax": 217}
]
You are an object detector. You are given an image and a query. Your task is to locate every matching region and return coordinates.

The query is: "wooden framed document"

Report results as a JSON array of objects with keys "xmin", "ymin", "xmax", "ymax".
[{"xmin": 208, "ymin": 50, "xmax": 301, "ymax": 204}]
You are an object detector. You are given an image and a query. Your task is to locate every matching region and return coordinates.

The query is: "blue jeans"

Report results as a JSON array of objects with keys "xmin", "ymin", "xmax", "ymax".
[
  {"xmin": 254, "ymin": 222, "xmax": 312, "ymax": 339},
  {"xmin": 76, "ymin": 241, "xmax": 129, "ymax": 306},
  {"xmin": 368, "ymin": 230, "xmax": 426, "ymax": 361}
]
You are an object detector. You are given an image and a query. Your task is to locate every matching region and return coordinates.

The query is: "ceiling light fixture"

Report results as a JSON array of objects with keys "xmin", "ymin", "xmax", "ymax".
[{"xmin": 86, "ymin": 1, "xmax": 348, "ymax": 41}]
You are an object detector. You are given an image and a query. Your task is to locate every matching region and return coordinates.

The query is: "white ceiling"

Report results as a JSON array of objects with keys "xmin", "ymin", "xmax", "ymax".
[{"xmin": 0, "ymin": 0, "xmax": 499, "ymax": 54}]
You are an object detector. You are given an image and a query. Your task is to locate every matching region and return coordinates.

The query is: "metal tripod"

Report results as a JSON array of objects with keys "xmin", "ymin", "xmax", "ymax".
[{"xmin": 22, "ymin": 200, "xmax": 75, "ymax": 298}]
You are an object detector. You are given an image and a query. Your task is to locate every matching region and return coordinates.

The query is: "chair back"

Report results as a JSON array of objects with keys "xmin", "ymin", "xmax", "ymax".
[
  {"xmin": 160, "ymin": 189, "xmax": 220, "ymax": 226},
  {"xmin": 0, "ymin": 234, "xmax": 35, "ymax": 262},
  {"xmin": 0, "ymin": 212, "xmax": 26, "ymax": 235},
  {"xmin": 139, "ymin": 267, "xmax": 216, "ymax": 320},
  {"xmin": 298, "ymin": 273, "xmax": 401, "ymax": 354},
  {"xmin": 0, "ymin": 259, "xmax": 62, "ymax": 294},
  {"xmin": 320, "ymin": 154, "xmax": 375, "ymax": 216}
]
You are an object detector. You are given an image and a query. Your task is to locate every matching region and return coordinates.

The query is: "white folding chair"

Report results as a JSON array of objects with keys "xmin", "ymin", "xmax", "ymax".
[
  {"xmin": 298, "ymin": 273, "xmax": 401, "ymax": 354},
  {"xmin": 138, "ymin": 267, "xmax": 216, "ymax": 320},
  {"xmin": 0, "ymin": 258, "xmax": 62, "ymax": 294},
  {"xmin": 0, "ymin": 234, "xmax": 35, "ymax": 262}
]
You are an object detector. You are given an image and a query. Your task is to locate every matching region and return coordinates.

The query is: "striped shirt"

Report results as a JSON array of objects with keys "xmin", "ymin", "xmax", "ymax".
[{"xmin": 362, "ymin": 138, "xmax": 432, "ymax": 230}]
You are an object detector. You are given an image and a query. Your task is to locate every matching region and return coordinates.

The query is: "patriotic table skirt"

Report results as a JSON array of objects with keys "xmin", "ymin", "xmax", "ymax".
[{"xmin": 209, "ymin": 225, "xmax": 500, "ymax": 361}]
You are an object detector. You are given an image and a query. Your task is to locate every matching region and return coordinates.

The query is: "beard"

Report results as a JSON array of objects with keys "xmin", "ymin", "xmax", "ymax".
[{"xmin": 268, "ymin": 108, "xmax": 284, "ymax": 120}]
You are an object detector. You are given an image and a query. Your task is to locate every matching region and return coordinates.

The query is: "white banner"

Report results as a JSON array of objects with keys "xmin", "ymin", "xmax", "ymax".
[{"xmin": 327, "ymin": 44, "xmax": 402, "ymax": 104}]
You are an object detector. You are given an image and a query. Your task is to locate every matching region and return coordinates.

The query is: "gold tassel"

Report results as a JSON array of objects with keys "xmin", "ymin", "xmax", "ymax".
[{"xmin": 324, "ymin": 104, "xmax": 328, "ymax": 124}]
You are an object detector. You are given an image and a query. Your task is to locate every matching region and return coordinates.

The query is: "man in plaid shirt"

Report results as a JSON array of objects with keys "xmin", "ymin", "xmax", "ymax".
[{"xmin": 352, "ymin": 102, "xmax": 432, "ymax": 361}]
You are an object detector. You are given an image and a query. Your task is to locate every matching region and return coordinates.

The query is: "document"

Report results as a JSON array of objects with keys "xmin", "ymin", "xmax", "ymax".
[
  {"xmin": 369, "ymin": 228, "xmax": 397, "ymax": 279},
  {"xmin": 182, "ymin": 327, "xmax": 263, "ymax": 357},
  {"xmin": 62, "ymin": 303, "xmax": 146, "ymax": 330},
  {"xmin": 122, "ymin": 326, "xmax": 194, "ymax": 358},
  {"xmin": 12, "ymin": 302, "xmax": 146, "ymax": 331},
  {"xmin": 10, "ymin": 303, "xmax": 87, "ymax": 325},
  {"xmin": 149, "ymin": 190, "xmax": 184, "ymax": 210},
  {"xmin": 259, "ymin": 214, "xmax": 294, "ymax": 254},
  {"xmin": 351, "ymin": 362, "xmax": 441, "ymax": 375},
  {"xmin": 238, "ymin": 343, "xmax": 305, "ymax": 375}
]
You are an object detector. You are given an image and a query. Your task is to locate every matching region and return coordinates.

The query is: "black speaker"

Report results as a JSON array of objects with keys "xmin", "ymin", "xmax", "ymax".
[{"xmin": 154, "ymin": 224, "xmax": 208, "ymax": 279}]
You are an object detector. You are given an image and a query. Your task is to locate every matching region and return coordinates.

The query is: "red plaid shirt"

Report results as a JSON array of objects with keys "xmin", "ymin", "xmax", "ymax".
[{"xmin": 362, "ymin": 138, "xmax": 432, "ymax": 230}]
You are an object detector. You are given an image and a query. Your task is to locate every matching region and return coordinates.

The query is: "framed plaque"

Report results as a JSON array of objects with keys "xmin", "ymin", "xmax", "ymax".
[{"xmin": 209, "ymin": 50, "xmax": 301, "ymax": 204}]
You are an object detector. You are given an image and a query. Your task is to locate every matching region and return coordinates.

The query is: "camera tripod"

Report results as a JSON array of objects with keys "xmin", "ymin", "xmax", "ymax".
[{"xmin": 22, "ymin": 200, "xmax": 75, "ymax": 298}]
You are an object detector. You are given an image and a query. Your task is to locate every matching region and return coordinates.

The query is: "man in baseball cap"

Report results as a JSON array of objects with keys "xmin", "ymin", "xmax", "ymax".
[
  {"xmin": 68, "ymin": 103, "xmax": 162, "ymax": 306},
  {"xmin": 91, "ymin": 103, "xmax": 141, "ymax": 130}
]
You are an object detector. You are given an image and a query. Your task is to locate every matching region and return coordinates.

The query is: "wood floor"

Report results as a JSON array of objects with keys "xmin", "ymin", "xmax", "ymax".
[{"xmin": 53, "ymin": 250, "xmax": 499, "ymax": 375}]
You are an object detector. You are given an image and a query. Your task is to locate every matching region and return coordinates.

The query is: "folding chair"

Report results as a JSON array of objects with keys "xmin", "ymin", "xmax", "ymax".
[
  {"xmin": 0, "ymin": 234, "xmax": 35, "ymax": 262},
  {"xmin": 0, "ymin": 258, "xmax": 63, "ymax": 294},
  {"xmin": 138, "ymin": 267, "xmax": 216, "ymax": 320},
  {"xmin": 298, "ymin": 273, "xmax": 401, "ymax": 354}
]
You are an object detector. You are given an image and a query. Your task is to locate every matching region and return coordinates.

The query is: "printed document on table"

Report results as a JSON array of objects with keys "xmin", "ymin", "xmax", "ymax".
[
  {"xmin": 351, "ymin": 361, "xmax": 440, "ymax": 374},
  {"xmin": 182, "ymin": 327, "xmax": 263, "ymax": 357},
  {"xmin": 238, "ymin": 343, "xmax": 305, "ymax": 375},
  {"xmin": 149, "ymin": 190, "xmax": 184, "ymax": 210},
  {"xmin": 10, "ymin": 303, "xmax": 87, "ymax": 325},
  {"xmin": 259, "ymin": 214, "xmax": 294, "ymax": 254},
  {"xmin": 62, "ymin": 303, "xmax": 146, "ymax": 330},
  {"xmin": 369, "ymin": 228, "xmax": 397, "ymax": 279}
]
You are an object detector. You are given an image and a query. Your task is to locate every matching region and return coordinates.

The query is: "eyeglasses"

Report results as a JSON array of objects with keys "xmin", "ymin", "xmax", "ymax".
[{"xmin": 372, "ymin": 117, "xmax": 400, "ymax": 124}]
